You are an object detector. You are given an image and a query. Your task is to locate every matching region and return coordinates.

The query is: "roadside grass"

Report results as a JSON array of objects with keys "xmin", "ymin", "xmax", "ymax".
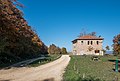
[
  {"xmin": 28, "ymin": 54, "xmax": 62, "ymax": 67},
  {"xmin": 63, "ymin": 55, "xmax": 120, "ymax": 81}
]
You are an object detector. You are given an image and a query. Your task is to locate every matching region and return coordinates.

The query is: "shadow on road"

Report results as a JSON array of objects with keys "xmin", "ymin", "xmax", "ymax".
[
  {"xmin": 0, "ymin": 79, "xmax": 11, "ymax": 81},
  {"xmin": 42, "ymin": 78, "xmax": 54, "ymax": 81}
]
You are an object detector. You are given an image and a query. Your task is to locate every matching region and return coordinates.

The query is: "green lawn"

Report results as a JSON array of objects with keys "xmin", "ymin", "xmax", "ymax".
[{"xmin": 63, "ymin": 55, "xmax": 120, "ymax": 81}]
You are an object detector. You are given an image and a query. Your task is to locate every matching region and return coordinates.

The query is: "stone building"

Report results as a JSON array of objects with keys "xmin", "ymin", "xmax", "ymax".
[{"xmin": 72, "ymin": 35, "xmax": 104, "ymax": 55}]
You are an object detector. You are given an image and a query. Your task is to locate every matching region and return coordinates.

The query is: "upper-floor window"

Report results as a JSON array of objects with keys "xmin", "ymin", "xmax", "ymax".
[
  {"xmin": 81, "ymin": 41, "xmax": 83, "ymax": 45},
  {"xmin": 97, "ymin": 41, "xmax": 99, "ymax": 45},
  {"xmin": 88, "ymin": 41, "xmax": 89, "ymax": 45},
  {"xmin": 91, "ymin": 41, "xmax": 93, "ymax": 45}
]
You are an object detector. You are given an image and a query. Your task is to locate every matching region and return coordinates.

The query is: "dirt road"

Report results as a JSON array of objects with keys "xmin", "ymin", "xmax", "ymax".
[{"xmin": 0, "ymin": 55, "xmax": 70, "ymax": 81}]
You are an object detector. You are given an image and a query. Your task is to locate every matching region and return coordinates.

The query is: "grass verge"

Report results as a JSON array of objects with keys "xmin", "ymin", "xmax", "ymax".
[
  {"xmin": 28, "ymin": 54, "xmax": 62, "ymax": 67},
  {"xmin": 63, "ymin": 55, "xmax": 120, "ymax": 81}
]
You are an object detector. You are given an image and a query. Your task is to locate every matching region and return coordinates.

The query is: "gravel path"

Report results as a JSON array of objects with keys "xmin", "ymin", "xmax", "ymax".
[{"xmin": 0, "ymin": 55, "xmax": 70, "ymax": 81}]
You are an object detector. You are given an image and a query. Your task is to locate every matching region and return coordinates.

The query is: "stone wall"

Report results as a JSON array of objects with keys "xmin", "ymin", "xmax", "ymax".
[{"xmin": 72, "ymin": 40, "xmax": 103, "ymax": 55}]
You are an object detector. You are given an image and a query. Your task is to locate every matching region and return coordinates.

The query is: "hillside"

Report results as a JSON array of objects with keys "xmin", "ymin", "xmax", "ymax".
[{"xmin": 0, "ymin": 0, "xmax": 48, "ymax": 67}]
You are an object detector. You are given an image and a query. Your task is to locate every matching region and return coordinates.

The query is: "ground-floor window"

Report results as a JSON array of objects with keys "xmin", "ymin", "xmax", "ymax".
[{"xmin": 95, "ymin": 50, "xmax": 100, "ymax": 53}]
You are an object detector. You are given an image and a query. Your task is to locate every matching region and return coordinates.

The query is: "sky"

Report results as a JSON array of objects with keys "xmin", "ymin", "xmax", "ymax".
[{"xmin": 18, "ymin": 0, "xmax": 120, "ymax": 51}]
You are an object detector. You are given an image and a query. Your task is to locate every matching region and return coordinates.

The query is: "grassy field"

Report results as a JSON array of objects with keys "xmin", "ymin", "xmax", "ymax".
[
  {"xmin": 29, "ymin": 54, "xmax": 62, "ymax": 67},
  {"xmin": 63, "ymin": 55, "xmax": 120, "ymax": 81}
]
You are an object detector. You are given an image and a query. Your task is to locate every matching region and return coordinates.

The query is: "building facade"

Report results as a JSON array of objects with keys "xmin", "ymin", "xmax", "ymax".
[{"xmin": 72, "ymin": 35, "xmax": 104, "ymax": 55}]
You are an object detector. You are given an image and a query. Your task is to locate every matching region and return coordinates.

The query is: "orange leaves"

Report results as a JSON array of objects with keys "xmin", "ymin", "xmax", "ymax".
[
  {"xmin": 113, "ymin": 34, "xmax": 120, "ymax": 54},
  {"xmin": 0, "ymin": 0, "xmax": 48, "ymax": 61}
]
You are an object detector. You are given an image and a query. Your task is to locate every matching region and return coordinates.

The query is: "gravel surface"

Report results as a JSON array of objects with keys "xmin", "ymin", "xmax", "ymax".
[{"xmin": 0, "ymin": 55, "xmax": 70, "ymax": 81}]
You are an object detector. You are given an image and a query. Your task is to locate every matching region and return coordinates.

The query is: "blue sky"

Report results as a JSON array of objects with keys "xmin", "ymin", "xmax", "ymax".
[{"xmin": 19, "ymin": 0, "xmax": 120, "ymax": 51}]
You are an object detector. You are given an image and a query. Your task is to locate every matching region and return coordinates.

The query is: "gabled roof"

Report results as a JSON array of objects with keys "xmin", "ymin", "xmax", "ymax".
[
  {"xmin": 72, "ymin": 35, "xmax": 104, "ymax": 43},
  {"xmin": 78, "ymin": 35, "xmax": 104, "ymax": 40}
]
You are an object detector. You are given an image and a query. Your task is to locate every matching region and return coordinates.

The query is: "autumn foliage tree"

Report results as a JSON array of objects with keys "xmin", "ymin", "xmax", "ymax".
[
  {"xmin": 48, "ymin": 44, "xmax": 61, "ymax": 54},
  {"xmin": 113, "ymin": 34, "xmax": 120, "ymax": 55},
  {"xmin": 61, "ymin": 47, "xmax": 67, "ymax": 54},
  {"xmin": 0, "ymin": 0, "xmax": 48, "ymax": 65}
]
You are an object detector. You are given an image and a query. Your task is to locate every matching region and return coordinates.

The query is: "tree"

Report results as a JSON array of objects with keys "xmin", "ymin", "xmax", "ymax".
[
  {"xmin": 55, "ymin": 47, "xmax": 61, "ymax": 54},
  {"xmin": 0, "ymin": 0, "xmax": 48, "ymax": 65},
  {"xmin": 113, "ymin": 34, "xmax": 120, "ymax": 55},
  {"xmin": 105, "ymin": 45, "xmax": 110, "ymax": 51},
  {"xmin": 48, "ymin": 44, "xmax": 61, "ymax": 54},
  {"xmin": 88, "ymin": 32, "xmax": 96, "ymax": 36},
  {"xmin": 78, "ymin": 29, "xmax": 87, "ymax": 37},
  {"xmin": 78, "ymin": 29, "xmax": 97, "ymax": 37},
  {"xmin": 48, "ymin": 44, "xmax": 56, "ymax": 54},
  {"xmin": 61, "ymin": 47, "xmax": 67, "ymax": 54}
]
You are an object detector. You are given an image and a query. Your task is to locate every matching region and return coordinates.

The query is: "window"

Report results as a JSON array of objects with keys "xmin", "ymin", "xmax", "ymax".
[
  {"xmin": 97, "ymin": 41, "xmax": 99, "ymax": 45},
  {"xmin": 91, "ymin": 41, "xmax": 93, "ymax": 45},
  {"xmin": 88, "ymin": 41, "xmax": 89, "ymax": 45},
  {"xmin": 95, "ymin": 50, "xmax": 100, "ymax": 53},
  {"xmin": 81, "ymin": 41, "xmax": 83, "ymax": 45}
]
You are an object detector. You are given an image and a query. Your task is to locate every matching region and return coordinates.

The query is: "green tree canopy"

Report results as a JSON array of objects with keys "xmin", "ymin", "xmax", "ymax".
[{"xmin": 105, "ymin": 45, "xmax": 110, "ymax": 51}]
